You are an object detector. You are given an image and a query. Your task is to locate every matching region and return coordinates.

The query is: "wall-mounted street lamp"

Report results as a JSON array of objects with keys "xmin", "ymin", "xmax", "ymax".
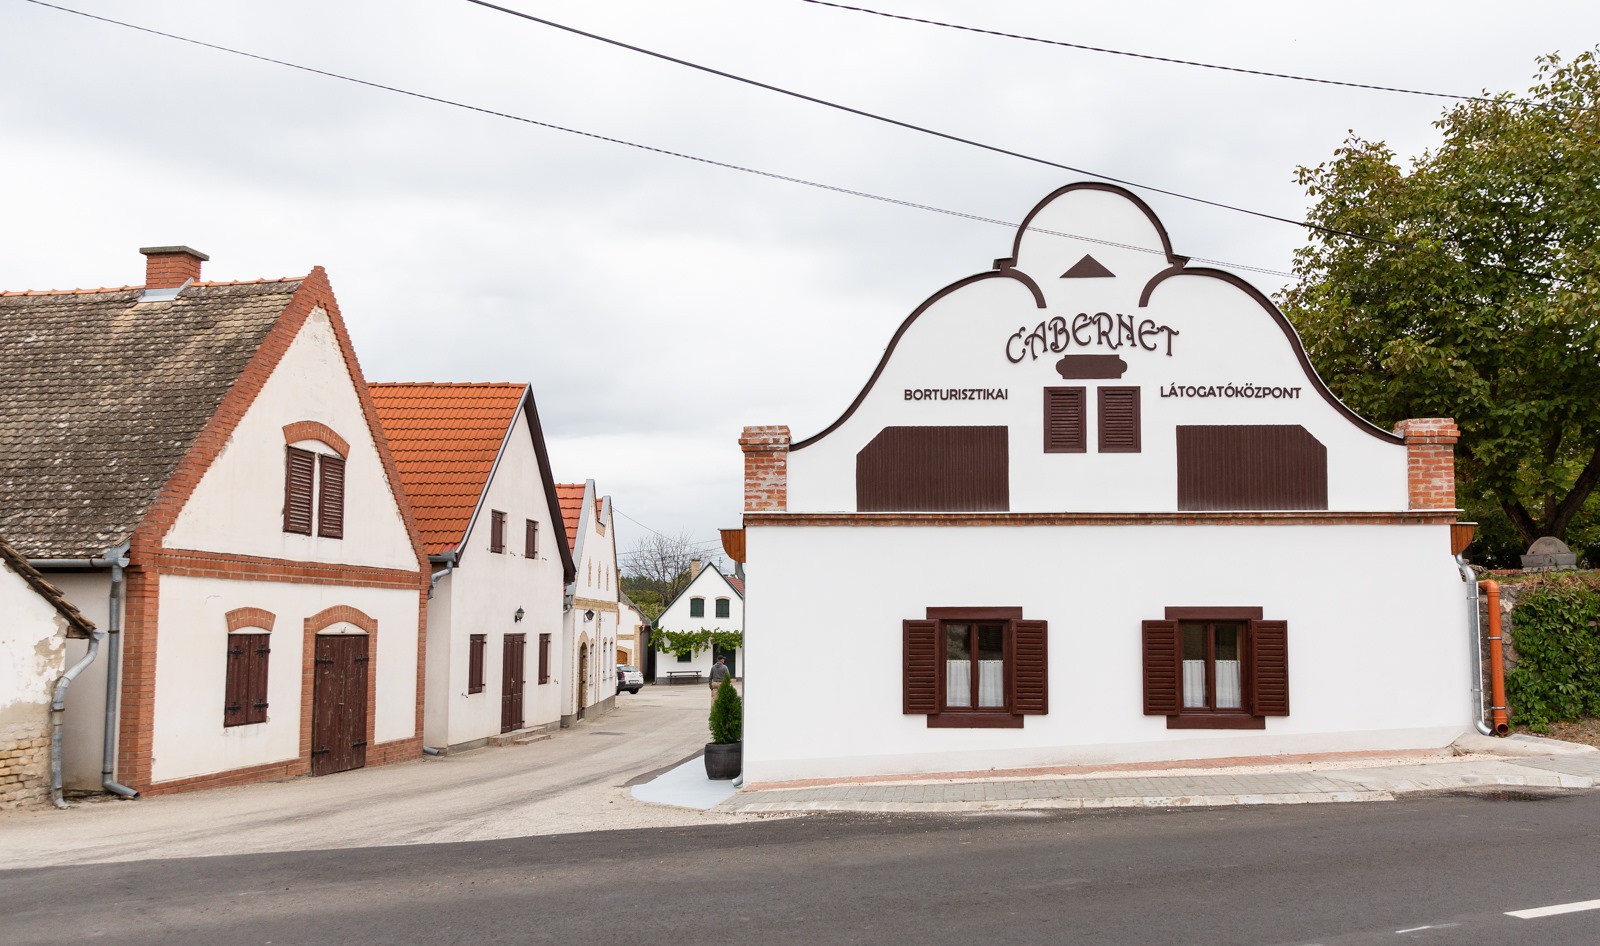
[{"xmin": 514, "ymin": 607, "xmax": 525, "ymax": 623}]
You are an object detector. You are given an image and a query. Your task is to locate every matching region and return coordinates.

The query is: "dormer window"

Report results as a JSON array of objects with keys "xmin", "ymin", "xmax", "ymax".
[{"xmin": 283, "ymin": 445, "xmax": 345, "ymax": 538}]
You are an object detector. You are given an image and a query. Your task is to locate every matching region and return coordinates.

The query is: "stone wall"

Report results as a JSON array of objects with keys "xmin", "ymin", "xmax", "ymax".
[{"xmin": 0, "ymin": 714, "xmax": 52, "ymax": 808}]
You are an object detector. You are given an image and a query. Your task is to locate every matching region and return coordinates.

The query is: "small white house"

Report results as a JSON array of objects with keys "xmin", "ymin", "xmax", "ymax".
[
  {"xmin": 617, "ymin": 591, "xmax": 649, "ymax": 668},
  {"xmin": 370, "ymin": 383, "xmax": 576, "ymax": 752},
  {"xmin": 558, "ymin": 481, "xmax": 622, "ymax": 723},
  {"xmin": 653, "ymin": 562, "xmax": 744, "ymax": 683},
  {"xmin": 736, "ymin": 183, "xmax": 1472, "ymax": 784},
  {"xmin": 0, "ymin": 536, "xmax": 96, "ymax": 808}
]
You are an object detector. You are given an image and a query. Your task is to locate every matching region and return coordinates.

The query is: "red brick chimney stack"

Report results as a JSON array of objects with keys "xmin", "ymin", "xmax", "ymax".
[{"xmin": 140, "ymin": 246, "xmax": 209, "ymax": 289}]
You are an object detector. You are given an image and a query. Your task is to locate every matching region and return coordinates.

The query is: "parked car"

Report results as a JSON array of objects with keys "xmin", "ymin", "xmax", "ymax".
[{"xmin": 616, "ymin": 664, "xmax": 643, "ymax": 694}]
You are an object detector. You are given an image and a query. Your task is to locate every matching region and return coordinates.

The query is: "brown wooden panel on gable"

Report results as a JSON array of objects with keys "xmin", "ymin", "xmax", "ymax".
[
  {"xmin": 857, "ymin": 426, "xmax": 1009, "ymax": 512},
  {"xmin": 316, "ymin": 454, "xmax": 345, "ymax": 539},
  {"xmin": 1098, "ymin": 387, "xmax": 1141, "ymax": 453},
  {"xmin": 1043, "ymin": 387, "xmax": 1086, "ymax": 453},
  {"xmin": 1176, "ymin": 425, "xmax": 1328, "ymax": 510},
  {"xmin": 283, "ymin": 446, "xmax": 315, "ymax": 535}
]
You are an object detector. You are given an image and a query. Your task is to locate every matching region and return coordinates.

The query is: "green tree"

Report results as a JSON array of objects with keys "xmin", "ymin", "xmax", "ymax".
[{"xmin": 1279, "ymin": 50, "xmax": 1600, "ymax": 546}]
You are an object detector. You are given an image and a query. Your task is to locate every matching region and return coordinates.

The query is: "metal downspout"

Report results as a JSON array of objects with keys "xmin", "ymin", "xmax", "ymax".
[
  {"xmin": 428, "ymin": 552, "xmax": 457, "ymax": 600},
  {"xmin": 49, "ymin": 629, "xmax": 104, "ymax": 808},
  {"xmin": 1457, "ymin": 556, "xmax": 1493, "ymax": 736},
  {"xmin": 101, "ymin": 549, "xmax": 138, "ymax": 798}
]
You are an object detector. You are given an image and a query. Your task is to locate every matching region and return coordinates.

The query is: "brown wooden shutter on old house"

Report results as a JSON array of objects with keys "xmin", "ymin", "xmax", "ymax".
[
  {"xmin": 903, "ymin": 619, "xmax": 938, "ymax": 714},
  {"xmin": 1141, "ymin": 620, "xmax": 1180, "ymax": 715},
  {"xmin": 317, "ymin": 454, "xmax": 345, "ymax": 539},
  {"xmin": 468, "ymin": 634, "xmax": 486, "ymax": 694},
  {"xmin": 525, "ymin": 519, "xmax": 538, "ymax": 558},
  {"xmin": 1249, "ymin": 620, "xmax": 1290, "ymax": 716},
  {"xmin": 1043, "ymin": 387, "xmax": 1086, "ymax": 453},
  {"xmin": 225, "ymin": 633, "xmax": 270, "ymax": 726},
  {"xmin": 490, "ymin": 510, "xmax": 506, "ymax": 553},
  {"xmin": 1098, "ymin": 387, "xmax": 1141, "ymax": 453},
  {"xmin": 1010, "ymin": 619, "xmax": 1048, "ymax": 714},
  {"xmin": 858, "ymin": 426, "xmax": 1010, "ymax": 512},
  {"xmin": 284, "ymin": 446, "xmax": 316, "ymax": 534},
  {"xmin": 538, "ymin": 633, "xmax": 551, "ymax": 684},
  {"xmin": 1176, "ymin": 425, "xmax": 1328, "ymax": 510}
]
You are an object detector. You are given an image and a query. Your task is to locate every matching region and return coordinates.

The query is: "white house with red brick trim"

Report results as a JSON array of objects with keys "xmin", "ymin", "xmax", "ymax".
[
  {"xmin": 0, "ymin": 247, "xmax": 429, "ymax": 796},
  {"xmin": 735, "ymin": 183, "xmax": 1474, "ymax": 784},
  {"xmin": 557, "ymin": 481, "xmax": 622, "ymax": 724}
]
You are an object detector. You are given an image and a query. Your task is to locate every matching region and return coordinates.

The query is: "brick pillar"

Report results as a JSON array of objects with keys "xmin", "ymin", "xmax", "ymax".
[
  {"xmin": 1394, "ymin": 418, "xmax": 1461, "ymax": 510},
  {"xmin": 139, "ymin": 245, "xmax": 209, "ymax": 288},
  {"xmin": 740, "ymin": 426, "xmax": 791, "ymax": 513}
]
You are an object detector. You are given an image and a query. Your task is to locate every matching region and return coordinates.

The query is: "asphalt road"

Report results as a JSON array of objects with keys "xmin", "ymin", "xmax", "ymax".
[{"xmin": 7, "ymin": 789, "xmax": 1599, "ymax": 946}]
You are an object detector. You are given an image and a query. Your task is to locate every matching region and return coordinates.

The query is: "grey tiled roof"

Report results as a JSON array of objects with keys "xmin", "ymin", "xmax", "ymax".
[{"xmin": 0, "ymin": 281, "xmax": 301, "ymax": 558}]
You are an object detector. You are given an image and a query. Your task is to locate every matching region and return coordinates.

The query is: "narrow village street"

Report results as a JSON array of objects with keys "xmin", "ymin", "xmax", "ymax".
[{"xmin": 0, "ymin": 684, "xmax": 762, "ymax": 869}]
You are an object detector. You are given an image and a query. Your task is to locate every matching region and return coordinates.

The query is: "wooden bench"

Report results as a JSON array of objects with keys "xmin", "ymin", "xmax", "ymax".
[{"xmin": 664, "ymin": 670, "xmax": 703, "ymax": 685}]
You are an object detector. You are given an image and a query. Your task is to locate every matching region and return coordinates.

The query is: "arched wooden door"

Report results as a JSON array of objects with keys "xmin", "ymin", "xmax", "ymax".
[{"xmin": 577, "ymin": 641, "xmax": 589, "ymax": 720}]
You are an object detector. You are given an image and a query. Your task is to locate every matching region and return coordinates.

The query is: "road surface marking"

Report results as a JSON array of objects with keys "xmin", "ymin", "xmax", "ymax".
[
  {"xmin": 1507, "ymin": 898, "xmax": 1600, "ymax": 919},
  {"xmin": 1395, "ymin": 923, "xmax": 1457, "ymax": 933}
]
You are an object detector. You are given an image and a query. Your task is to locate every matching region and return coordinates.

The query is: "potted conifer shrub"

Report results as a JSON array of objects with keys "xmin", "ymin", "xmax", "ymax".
[{"xmin": 704, "ymin": 675, "xmax": 742, "ymax": 780}]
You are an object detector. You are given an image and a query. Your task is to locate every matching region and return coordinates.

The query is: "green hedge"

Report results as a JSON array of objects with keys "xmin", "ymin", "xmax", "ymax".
[{"xmin": 1505, "ymin": 578, "xmax": 1600, "ymax": 730}]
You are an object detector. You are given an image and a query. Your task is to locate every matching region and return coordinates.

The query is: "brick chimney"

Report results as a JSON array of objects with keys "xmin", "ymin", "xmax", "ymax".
[
  {"xmin": 1394, "ymin": 418, "xmax": 1461, "ymax": 510},
  {"xmin": 741, "ymin": 425, "xmax": 791, "ymax": 513},
  {"xmin": 689, "ymin": 559, "xmax": 702, "ymax": 580},
  {"xmin": 140, "ymin": 246, "xmax": 209, "ymax": 289}
]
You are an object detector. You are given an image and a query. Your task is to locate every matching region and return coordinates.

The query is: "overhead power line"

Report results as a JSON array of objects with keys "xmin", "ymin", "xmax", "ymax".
[
  {"xmin": 22, "ymin": 0, "xmax": 1293, "ymax": 278},
  {"xmin": 799, "ymin": 0, "xmax": 1531, "ymax": 108}
]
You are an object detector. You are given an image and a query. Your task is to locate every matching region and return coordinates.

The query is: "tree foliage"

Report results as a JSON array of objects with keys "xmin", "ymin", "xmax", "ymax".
[
  {"xmin": 620, "ymin": 529, "xmax": 718, "ymax": 620},
  {"xmin": 651, "ymin": 627, "xmax": 744, "ymax": 658},
  {"xmin": 1279, "ymin": 50, "xmax": 1600, "ymax": 545}
]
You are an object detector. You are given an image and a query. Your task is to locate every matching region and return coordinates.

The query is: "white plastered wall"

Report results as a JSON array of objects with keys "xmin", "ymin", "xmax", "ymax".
[
  {"xmin": 744, "ymin": 524, "xmax": 1471, "ymax": 782},
  {"xmin": 428, "ymin": 406, "xmax": 567, "ymax": 747},
  {"xmin": 0, "ymin": 557, "xmax": 72, "ymax": 794},
  {"xmin": 149, "ymin": 574, "xmax": 420, "ymax": 783},
  {"xmin": 655, "ymin": 567, "xmax": 744, "ymax": 677},
  {"xmin": 786, "ymin": 187, "xmax": 1408, "ymax": 513},
  {"xmin": 566, "ymin": 488, "xmax": 620, "ymax": 714},
  {"xmin": 164, "ymin": 307, "xmax": 418, "ymax": 570}
]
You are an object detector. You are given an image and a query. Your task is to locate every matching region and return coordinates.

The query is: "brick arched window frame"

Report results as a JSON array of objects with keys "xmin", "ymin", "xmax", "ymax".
[
  {"xmin": 300, "ymin": 605, "xmax": 378, "ymax": 764},
  {"xmin": 224, "ymin": 608, "xmax": 276, "ymax": 727},
  {"xmin": 283, "ymin": 422, "xmax": 349, "ymax": 539}
]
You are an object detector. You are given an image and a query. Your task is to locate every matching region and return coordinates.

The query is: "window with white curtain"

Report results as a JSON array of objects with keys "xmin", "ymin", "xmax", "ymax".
[
  {"xmin": 944, "ymin": 621, "xmax": 1006, "ymax": 710},
  {"xmin": 1180, "ymin": 621, "xmax": 1243, "ymax": 711}
]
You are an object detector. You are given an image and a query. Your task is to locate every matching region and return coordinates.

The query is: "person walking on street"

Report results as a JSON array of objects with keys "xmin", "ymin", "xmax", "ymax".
[{"xmin": 709, "ymin": 655, "xmax": 731, "ymax": 698}]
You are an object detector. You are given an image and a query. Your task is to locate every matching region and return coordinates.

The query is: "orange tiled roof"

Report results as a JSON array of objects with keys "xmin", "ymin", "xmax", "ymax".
[
  {"xmin": 556, "ymin": 483, "xmax": 586, "ymax": 553},
  {"xmin": 368, "ymin": 383, "xmax": 527, "ymax": 556}
]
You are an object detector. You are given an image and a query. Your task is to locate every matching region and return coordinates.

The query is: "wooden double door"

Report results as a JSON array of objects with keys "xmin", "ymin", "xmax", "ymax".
[
  {"xmin": 311, "ymin": 634, "xmax": 368, "ymax": 777},
  {"xmin": 501, "ymin": 633, "xmax": 526, "ymax": 733}
]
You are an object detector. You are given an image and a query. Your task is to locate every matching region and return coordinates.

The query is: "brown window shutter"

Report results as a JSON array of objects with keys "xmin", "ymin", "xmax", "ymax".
[
  {"xmin": 1141, "ymin": 620, "xmax": 1180, "ymax": 715},
  {"xmin": 1098, "ymin": 387, "xmax": 1141, "ymax": 453},
  {"xmin": 316, "ymin": 454, "xmax": 346, "ymax": 539},
  {"xmin": 903, "ymin": 619, "xmax": 938, "ymax": 714},
  {"xmin": 224, "ymin": 638, "xmax": 248, "ymax": 725},
  {"xmin": 538, "ymin": 633, "xmax": 551, "ymax": 684},
  {"xmin": 1010, "ymin": 619, "xmax": 1048, "ymax": 715},
  {"xmin": 283, "ymin": 447, "xmax": 315, "ymax": 535},
  {"xmin": 468, "ymin": 634, "xmax": 486, "ymax": 694},
  {"xmin": 1249, "ymin": 620, "xmax": 1290, "ymax": 716},
  {"xmin": 1043, "ymin": 387, "xmax": 1087, "ymax": 453},
  {"xmin": 247, "ymin": 634, "xmax": 271, "ymax": 724},
  {"xmin": 525, "ymin": 519, "xmax": 538, "ymax": 558},
  {"xmin": 490, "ymin": 510, "xmax": 506, "ymax": 553}
]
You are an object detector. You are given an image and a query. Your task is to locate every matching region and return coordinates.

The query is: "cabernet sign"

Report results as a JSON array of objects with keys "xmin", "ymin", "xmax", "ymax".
[{"xmin": 1006, "ymin": 312, "xmax": 1180, "ymax": 364}]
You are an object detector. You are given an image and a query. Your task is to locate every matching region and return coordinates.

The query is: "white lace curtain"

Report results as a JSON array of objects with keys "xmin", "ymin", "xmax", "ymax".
[
  {"xmin": 1182, "ymin": 659, "xmax": 1242, "ymax": 709},
  {"xmin": 947, "ymin": 660, "xmax": 1005, "ymax": 708}
]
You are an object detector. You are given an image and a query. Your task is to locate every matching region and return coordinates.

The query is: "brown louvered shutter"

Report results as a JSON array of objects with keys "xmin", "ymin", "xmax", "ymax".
[
  {"xmin": 538, "ymin": 633, "xmax": 551, "ymax": 684},
  {"xmin": 525, "ymin": 519, "xmax": 538, "ymax": 558},
  {"xmin": 903, "ymin": 620, "xmax": 938, "ymax": 714},
  {"xmin": 1250, "ymin": 620, "xmax": 1290, "ymax": 716},
  {"xmin": 1043, "ymin": 387, "xmax": 1087, "ymax": 453},
  {"xmin": 490, "ymin": 510, "xmax": 506, "ymax": 553},
  {"xmin": 1010, "ymin": 619, "xmax": 1048, "ymax": 714},
  {"xmin": 225, "ymin": 637, "xmax": 249, "ymax": 725},
  {"xmin": 317, "ymin": 454, "xmax": 345, "ymax": 539},
  {"xmin": 468, "ymin": 634, "xmax": 486, "ymax": 694},
  {"xmin": 1099, "ymin": 387, "xmax": 1141, "ymax": 453},
  {"xmin": 1141, "ymin": 620, "xmax": 1180, "ymax": 715},
  {"xmin": 284, "ymin": 447, "xmax": 315, "ymax": 535},
  {"xmin": 246, "ymin": 634, "xmax": 271, "ymax": 724}
]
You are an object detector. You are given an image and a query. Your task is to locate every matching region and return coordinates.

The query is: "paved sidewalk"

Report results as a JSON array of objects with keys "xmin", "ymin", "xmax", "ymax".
[{"xmin": 690, "ymin": 735, "xmax": 1600, "ymax": 814}]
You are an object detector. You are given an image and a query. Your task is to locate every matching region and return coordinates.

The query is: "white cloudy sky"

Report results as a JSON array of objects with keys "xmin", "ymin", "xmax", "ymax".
[{"xmin": 3, "ymin": 0, "xmax": 1593, "ymax": 567}]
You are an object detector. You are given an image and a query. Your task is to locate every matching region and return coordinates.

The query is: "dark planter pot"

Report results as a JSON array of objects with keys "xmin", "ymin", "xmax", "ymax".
[{"xmin": 704, "ymin": 741, "xmax": 742, "ymax": 780}]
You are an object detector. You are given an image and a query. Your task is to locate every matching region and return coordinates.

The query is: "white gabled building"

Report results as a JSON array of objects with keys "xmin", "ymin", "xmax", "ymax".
[
  {"xmin": 653, "ymin": 561, "xmax": 744, "ymax": 682},
  {"xmin": 735, "ymin": 183, "xmax": 1472, "ymax": 784},
  {"xmin": 558, "ymin": 481, "xmax": 622, "ymax": 723},
  {"xmin": 370, "ymin": 383, "xmax": 576, "ymax": 753}
]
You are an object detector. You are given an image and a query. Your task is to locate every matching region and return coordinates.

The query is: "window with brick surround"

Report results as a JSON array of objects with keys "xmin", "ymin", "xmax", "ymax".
[
  {"xmin": 903, "ymin": 608, "xmax": 1047, "ymax": 728},
  {"xmin": 1142, "ymin": 607, "xmax": 1288, "ymax": 729},
  {"xmin": 525, "ymin": 519, "xmax": 538, "ymax": 558},
  {"xmin": 690, "ymin": 597, "xmax": 705, "ymax": 618},
  {"xmin": 468, "ymin": 634, "xmax": 487, "ymax": 693},
  {"xmin": 490, "ymin": 510, "xmax": 506, "ymax": 553},
  {"xmin": 284, "ymin": 442, "xmax": 347, "ymax": 538},
  {"xmin": 225, "ymin": 631, "xmax": 271, "ymax": 726}
]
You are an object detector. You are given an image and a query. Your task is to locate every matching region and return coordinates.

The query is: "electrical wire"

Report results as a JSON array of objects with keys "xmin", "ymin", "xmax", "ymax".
[
  {"xmin": 19, "ymin": 0, "xmax": 1293, "ymax": 277},
  {"xmin": 798, "ymin": 0, "xmax": 1532, "ymax": 108}
]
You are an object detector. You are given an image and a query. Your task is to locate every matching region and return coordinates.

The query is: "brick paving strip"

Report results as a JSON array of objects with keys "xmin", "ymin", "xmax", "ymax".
[{"xmin": 718, "ymin": 742, "xmax": 1600, "ymax": 814}]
